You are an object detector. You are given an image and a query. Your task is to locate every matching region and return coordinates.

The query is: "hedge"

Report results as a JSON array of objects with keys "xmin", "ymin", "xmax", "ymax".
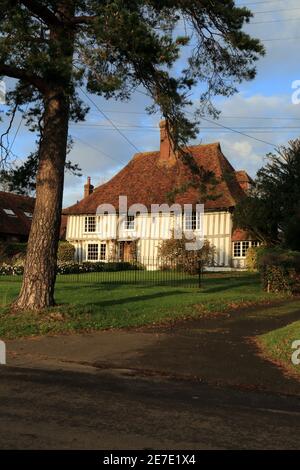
[
  {"xmin": 258, "ymin": 247, "xmax": 300, "ymax": 294},
  {"xmin": 0, "ymin": 261, "xmax": 142, "ymax": 276}
]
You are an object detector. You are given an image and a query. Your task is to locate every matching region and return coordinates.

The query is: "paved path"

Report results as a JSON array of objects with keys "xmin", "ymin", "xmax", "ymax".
[
  {"xmin": 7, "ymin": 299, "xmax": 300, "ymax": 395},
  {"xmin": 2, "ymin": 299, "xmax": 300, "ymax": 449}
]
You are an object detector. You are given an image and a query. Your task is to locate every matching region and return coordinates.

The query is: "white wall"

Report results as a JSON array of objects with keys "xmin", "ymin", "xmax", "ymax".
[{"xmin": 66, "ymin": 211, "xmax": 233, "ymax": 266}]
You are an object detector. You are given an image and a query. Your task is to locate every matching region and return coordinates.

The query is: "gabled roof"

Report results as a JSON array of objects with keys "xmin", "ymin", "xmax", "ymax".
[
  {"xmin": 0, "ymin": 191, "xmax": 35, "ymax": 237},
  {"xmin": 64, "ymin": 142, "xmax": 247, "ymax": 215}
]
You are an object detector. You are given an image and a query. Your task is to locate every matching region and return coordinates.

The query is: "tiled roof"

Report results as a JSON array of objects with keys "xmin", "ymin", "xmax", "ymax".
[
  {"xmin": 64, "ymin": 142, "xmax": 247, "ymax": 215},
  {"xmin": 0, "ymin": 191, "xmax": 35, "ymax": 236},
  {"xmin": 232, "ymin": 228, "xmax": 254, "ymax": 242}
]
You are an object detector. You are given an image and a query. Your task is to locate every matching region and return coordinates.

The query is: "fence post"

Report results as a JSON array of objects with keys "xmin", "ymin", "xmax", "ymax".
[{"xmin": 198, "ymin": 261, "xmax": 201, "ymax": 289}]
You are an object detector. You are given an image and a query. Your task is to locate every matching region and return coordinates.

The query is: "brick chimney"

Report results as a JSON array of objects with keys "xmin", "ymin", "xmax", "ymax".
[
  {"xmin": 159, "ymin": 120, "xmax": 177, "ymax": 167},
  {"xmin": 235, "ymin": 171, "xmax": 253, "ymax": 193},
  {"xmin": 84, "ymin": 177, "xmax": 94, "ymax": 198}
]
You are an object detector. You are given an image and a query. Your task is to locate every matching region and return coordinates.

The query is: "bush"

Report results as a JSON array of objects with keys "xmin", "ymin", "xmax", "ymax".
[
  {"xmin": 245, "ymin": 246, "xmax": 259, "ymax": 272},
  {"xmin": 5, "ymin": 243, "xmax": 27, "ymax": 257},
  {"xmin": 0, "ymin": 242, "xmax": 27, "ymax": 265},
  {"xmin": 0, "ymin": 263, "xmax": 24, "ymax": 276},
  {"xmin": 57, "ymin": 242, "xmax": 75, "ymax": 262},
  {"xmin": 158, "ymin": 235, "xmax": 215, "ymax": 275},
  {"xmin": 56, "ymin": 261, "xmax": 141, "ymax": 275},
  {"xmin": 258, "ymin": 247, "xmax": 300, "ymax": 294}
]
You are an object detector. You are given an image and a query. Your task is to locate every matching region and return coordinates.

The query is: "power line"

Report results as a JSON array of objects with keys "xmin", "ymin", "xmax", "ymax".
[
  {"xmin": 71, "ymin": 134, "xmax": 127, "ymax": 167},
  {"xmin": 251, "ymin": 16, "xmax": 300, "ymax": 25},
  {"xmin": 8, "ymin": 104, "xmax": 30, "ymax": 155},
  {"xmin": 79, "ymin": 87, "xmax": 141, "ymax": 153},
  {"xmin": 86, "ymin": 110, "xmax": 300, "ymax": 121},
  {"xmin": 239, "ymin": 0, "xmax": 287, "ymax": 6},
  {"xmin": 199, "ymin": 116, "xmax": 276, "ymax": 146},
  {"xmin": 253, "ymin": 6, "xmax": 300, "ymax": 14},
  {"xmin": 262, "ymin": 36, "xmax": 300, "ymax": 42}
]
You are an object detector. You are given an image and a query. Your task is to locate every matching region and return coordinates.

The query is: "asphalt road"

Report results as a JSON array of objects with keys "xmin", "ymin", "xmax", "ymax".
[{"xmin": 1, "ymin": 365, "xmax": 300, "ymax": 449}]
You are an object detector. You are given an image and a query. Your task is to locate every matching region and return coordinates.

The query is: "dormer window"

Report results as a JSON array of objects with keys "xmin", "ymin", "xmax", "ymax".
[
  {"xmin": 124, "ymin": 215, "xmax": 135, "ymax": 230},
  {"xmin": 84, "ymin": 216, "xmax": 96, "ymax": 233},
  {"xmin": 24, "ymin": 211, "xmax": 33, "ymax": 218},
  {"xmin": 3, "ymin": 208, "xmax": 16, "ymax": 217}
]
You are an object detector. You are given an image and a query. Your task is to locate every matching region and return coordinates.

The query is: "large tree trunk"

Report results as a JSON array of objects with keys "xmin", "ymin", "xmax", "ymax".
[{"xmin": 14, "ymin": 89, "xmax": 70, "ymax": 310}]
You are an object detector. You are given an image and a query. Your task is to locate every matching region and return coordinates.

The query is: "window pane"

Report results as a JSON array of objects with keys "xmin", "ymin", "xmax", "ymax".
[
  {"xmin": 233, "ymin": 242, "xmax": 241, "ymax": 257},
  {"xmin": 242, "ymin": 241, "xmax": 250, "ymax": 257},
  {"xmin": 125, "ymin": 215, "xmax": 135, "ymax": 230},
  {"xmin": 100, "ymin": 244, "xmax": 106, "ymax": 261},
  {"xmin": 87, "ymin": 244, "xmax": 98, "ymax": 261},
  {"xmin": 85, "ymin": 216, "xmax": 96, "ymax": 232},
  {"xmin": 185, "ymin": 212, "xmax": 198, "ymax": 230}
]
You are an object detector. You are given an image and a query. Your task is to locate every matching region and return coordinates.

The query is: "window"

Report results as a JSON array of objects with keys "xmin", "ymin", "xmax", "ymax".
[
  {"xmin": 233, "ymin": 241, "xmax": 259, "ymax": 258},
  {"xmin": 185, "ymin": 212, "xmax": 200, "ymax": 231},
  {"xmin": 87, "ymin": 244, "xmax": 98, "ymax": 261},
  {"xmin": 100, "ymin": 243, "xmax": 106, "ymax": 261},
  {"xmin": 84, "ymin": 216, "xmax": 96, "ymax": 233},
  {"xmin": 24, "ymin": 211, "xmax": 33, "ymax": 218},
  {"xmin": 233, "ymin": 242, "xmax": 241, "ymax": 258},
  {"xmin": 124, "ymin": 215, "xmax": 135, "ymax": 230},
  {"xmin": 3, "ymin": 208, "xmax": 16, "ymax": 217},
  {"xmin": 242, "ymin": 241, "xmax": 250, "ymax": 257}
]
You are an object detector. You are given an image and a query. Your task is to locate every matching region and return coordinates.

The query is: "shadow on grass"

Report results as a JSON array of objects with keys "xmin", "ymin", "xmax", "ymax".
[{"xmin": 81, "ymin": 290, "xmax": 186, "ymax": 308}]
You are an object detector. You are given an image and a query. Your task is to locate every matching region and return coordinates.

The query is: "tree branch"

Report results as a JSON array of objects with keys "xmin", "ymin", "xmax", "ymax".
[
  {"xmin": 71, "ymin": 15, "xmax": 98, "ymax": 25},
  {"xmin": 0, "ymin": 63, "xmax": 47, "ymax": 92},
  {"xmin": 20, "ymin": 0, "xmax": 61, "ymax": 26}
]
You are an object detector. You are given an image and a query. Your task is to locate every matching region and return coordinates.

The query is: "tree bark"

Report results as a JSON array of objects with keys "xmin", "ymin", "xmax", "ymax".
[{"xmin": 13, "ymin": 89, "xmax": 70, "ymax": 310}]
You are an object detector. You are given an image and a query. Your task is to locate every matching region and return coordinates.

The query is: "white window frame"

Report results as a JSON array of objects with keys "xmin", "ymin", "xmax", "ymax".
[
  {"xmin": 124, "ymin": 215, "xmax": 135, "ymax": 231},
  {"xmin": 232, "ymin": 240, "xmax": 260, "ymax": 258},
  {"xmin": 84, "ymin": 215, "xmax": 96, "ymax": 233},
  {"xmin": 87, "ymin": 243, "xmax": 99, "ymax": 261},
  {"xmin": 184, "ymin": 211, "xmax": 201, "ymax": 231},
  {"xmin": 24, "ymin": 211, "xmax": 33, "ymax": 218},
  {"xmin": 233, "ymin": 242, "xmax": 241, "ymax": 258}
]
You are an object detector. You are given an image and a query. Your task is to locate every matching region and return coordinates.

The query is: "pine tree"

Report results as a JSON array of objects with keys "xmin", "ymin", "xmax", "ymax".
[
  {"xmin": 234, "ymin": 140, "xmax": 300, "ymax": 249},
  {"xmin": 0, "ymin": 0, "xmax": 264, "ymax": 310}
]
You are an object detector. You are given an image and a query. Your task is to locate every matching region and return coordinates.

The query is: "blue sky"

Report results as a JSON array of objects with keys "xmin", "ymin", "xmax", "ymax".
[{"xmin": 1, "ymin": 0, "xmax": 300, "ymax": 207}]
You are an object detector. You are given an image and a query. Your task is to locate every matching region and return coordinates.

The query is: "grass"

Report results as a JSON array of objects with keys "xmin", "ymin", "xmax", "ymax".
[
  {"xmin": 0, "ymin": 271, "xmax": 283, "ymax": 339},
  {"xmin": 257, "ymin": 320, "xmax": 300, "ymax": 379}
]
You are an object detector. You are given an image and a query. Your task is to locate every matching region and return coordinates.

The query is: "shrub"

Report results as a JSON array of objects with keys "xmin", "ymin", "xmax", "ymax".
[
  {"xmin": 258, "ymin": 247, "xmax": 300, "ymax": 294},
  {"xmin": 57, "ymin": 242, "xmax": 75, "ymax": 262},
  {"xmin": 0, "ymin": 263, "xmax": 24, "ymax": 276},
  {"xmin": 158, "ymin": 235, "xmax": 215, "ymax": 275},
  {"xmin": 56, "ymin": 261, "xmax": 141, "ymax": 275},
  {"xmin": 5, "ymin": 243, "xmax": 27, "ymax": 257},
  {"xmin": 245, "ymin": 246, "xmax": 259, "ymax": 272}
]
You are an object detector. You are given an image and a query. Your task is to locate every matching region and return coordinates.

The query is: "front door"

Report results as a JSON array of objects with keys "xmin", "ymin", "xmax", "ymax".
[{"xmin": 119, "ymin": 241, "xmax": 133, "ymax": 261}]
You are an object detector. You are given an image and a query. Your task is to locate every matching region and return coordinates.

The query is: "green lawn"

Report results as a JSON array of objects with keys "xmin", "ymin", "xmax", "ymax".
[
  {"xmin": 257, "ymin": 320, "xmax": 300, "ymax": 379},
  {"xmin": 0, "ymin": 271, "xmax": 283, "ymax": 339}
]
